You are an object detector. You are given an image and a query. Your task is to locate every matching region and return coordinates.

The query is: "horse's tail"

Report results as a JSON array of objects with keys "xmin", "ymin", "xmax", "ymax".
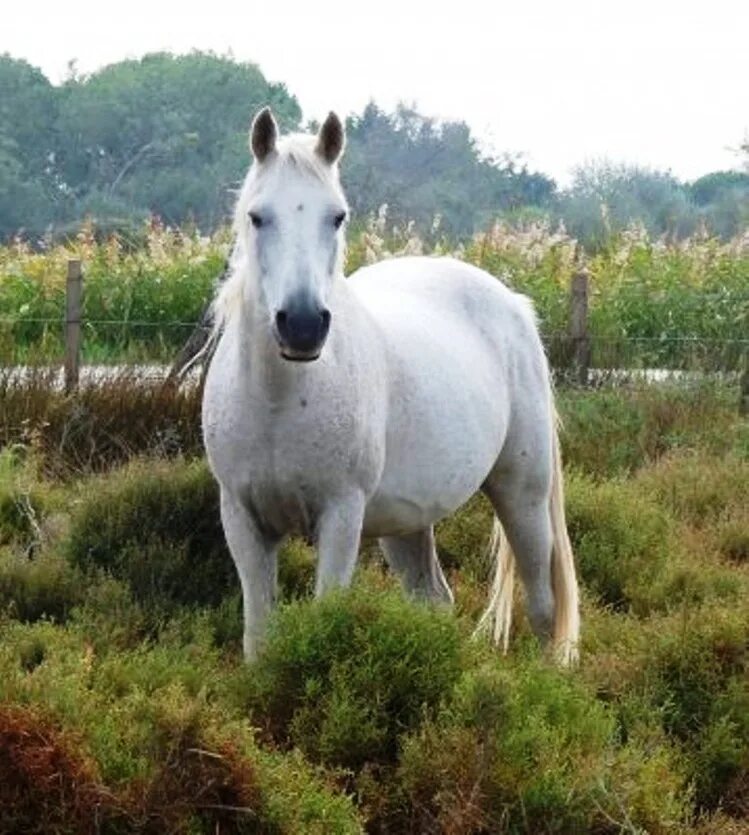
[
  {"xmin": 475, "ymin": 413, "xmax": 580, "ymax": 665},
  {"xmin": 475, "ymin": 516, "xmax": 515, "ymax": 652},
  {"xmin": 548, "ymin": 412, "xmax": 580, "ymax": 665}
]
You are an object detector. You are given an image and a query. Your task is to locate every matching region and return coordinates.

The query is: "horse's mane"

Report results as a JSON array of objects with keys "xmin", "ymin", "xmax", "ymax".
[{"xmin": 211, "ymin": 136, "xmax": 340, "ymax": 335}]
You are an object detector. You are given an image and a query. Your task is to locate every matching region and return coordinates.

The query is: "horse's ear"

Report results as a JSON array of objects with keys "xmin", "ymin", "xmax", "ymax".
[
  {"xmin": 250, "ymin": 107, "xmax": 278, "ymax": 163},
  {"xmin": 315, "ymin": 112, "xmax": 345, "ymax": 165}
]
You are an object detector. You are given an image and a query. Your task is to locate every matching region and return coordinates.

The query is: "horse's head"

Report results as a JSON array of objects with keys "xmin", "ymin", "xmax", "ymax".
[{"xmin": 233, "ymin": 107, "xmax": 348, "ymax": 362}]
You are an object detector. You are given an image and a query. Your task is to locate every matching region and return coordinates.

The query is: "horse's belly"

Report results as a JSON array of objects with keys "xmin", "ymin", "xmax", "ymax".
[
  {"xmin": 360, "ymin": 300, "xmax": 509, "ymax": 536},
  {"xmin": 364, "ymin": 364, "xmax": 506, "ymax": 537}
]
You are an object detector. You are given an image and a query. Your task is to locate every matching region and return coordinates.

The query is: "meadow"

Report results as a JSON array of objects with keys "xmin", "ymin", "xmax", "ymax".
[
  {"xmin": 0, "ymin": 216, "xmax": 747, "ymax": 369},
  {"xmin": 0, "ymin": 374, "xmax": 747, "ymax": 833},
  {"xmin": 0, "ymin": 220, "xmax": 747, "ymax": 832}
]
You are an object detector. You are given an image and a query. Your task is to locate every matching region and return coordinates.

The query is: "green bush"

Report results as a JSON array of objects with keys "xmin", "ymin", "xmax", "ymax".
[
  {"xmin": 434, "ymin": 493, "xmax": 493, "ymax": 581},
  {"xmin": 0, "ymin": 548, "xmax": 83, "ymax": 623},
  {"xmin": 716, "ymin": 510, "xmax": 749, "ymax": 564},
  {"xmin": 245, "ymin": 585, "xmax": 465, "ymax": 771},
  {"xmin": 637, "ymin": 451, "xmax": 749, "ymax": 528},
  {"xmin": 397, "ymin": 659, "xmax": 689, "ymax": 834},
  {"xmin": 65, "ymin": 457, "xmax": 324, "ymax": 615},
  {"xmin": 565, "ymin": 473, "xmax": 679, "ymax": 612},
  {"xmin": 0, "ymin": 620, "xmax": 362, "ymax": 833},
  {"xmin": 67, "ymin": 458, "xmax": 234, "ymax": 610},
  {"xmin": 566, "ymin": 472, "xmax": 743, "ymax": 615},
  {"xmin": 582, "ymin": 600, "xmax": 749, "ymax": 818},
  {"xmin": 557, "ymin": 384, "xmax": 742, "ymax": 477},
  {"xmin": 0, "ymin": 490, "xmax": 43, "ymax": 548},
  {"xmin": 643, "ymin": 608, "xmax": 749, "ymax": 812},
  {"xmin": 0, "ymin": 446, "xmax": 45, "ymax": 548}
]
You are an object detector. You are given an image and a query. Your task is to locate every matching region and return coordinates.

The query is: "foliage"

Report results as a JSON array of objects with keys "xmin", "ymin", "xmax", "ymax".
[
  {"xmin": 0, "ymin": 621, "xmax": 362, "ymax": 833},
  {"xmin": 0, "ymin": 218, "xmax": 747, "ymax": 369},
  {"xmin": 396, "ymin": 660, "xmax": 689, "ymax": 834},
  {"xmin": 556, "ymin": 383, "xmax": 745, "ymax": 477},
  {"xmin": 0, "ymin": 386, "xmax": 746, "ymax": 830},
  {"xmin": 343, "ymin": 103, "xmax": 555, "ymax": 238},
  {"xmin": 244, "ymin": 584, "xmax": 465, "ymax": 771},
  {"xmin": 0, "ymin": 367, "xmax": 204, "ymax": 477},
  {"xmin": 67, "ymin": 458, "xmax": 233, "ymax": 610},
  {"xmin": 557, "ymin": 163, "xmax": 699, "ymax": 250},
  {"xmin": 0, "ymin": 51, "xmax": 302, "ymax": 239},
  {"xmin": 4, "ymin": 51, "xmax": 747, "ymax": 247}
]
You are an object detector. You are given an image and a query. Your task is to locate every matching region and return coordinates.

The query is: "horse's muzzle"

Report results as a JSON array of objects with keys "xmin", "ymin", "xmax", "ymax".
[{"xmin": 274, "ymin": 306, "xmax": 331, "ymax": 361}]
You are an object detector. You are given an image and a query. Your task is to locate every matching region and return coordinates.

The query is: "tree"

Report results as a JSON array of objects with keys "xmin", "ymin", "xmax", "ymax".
[
  {"xmin": 0, "ymin": 55, "xmax": 60, "ymax": 237},
  {"xmin": 54, "ymin": 51, "xmax": 302, "ymax": 230},
  {"xmin": 343, "ymin": 103, "xmax": 554, "ymax": 237},
  {"xmin": 557, "ymin": 163, "xmax": 698, "ymax": 249}
]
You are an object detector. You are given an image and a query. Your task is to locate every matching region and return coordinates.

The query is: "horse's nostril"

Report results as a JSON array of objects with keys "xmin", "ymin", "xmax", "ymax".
[
  {"xmin": 320, "ymin": 309, "xmax": 331, "ymax": 329},
  {"xmin": 276, "ymin": 310, "xmax": 288, "ymax": 331}
]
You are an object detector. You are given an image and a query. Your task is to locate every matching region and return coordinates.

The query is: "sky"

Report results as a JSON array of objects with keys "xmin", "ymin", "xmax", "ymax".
[{"xmin": 3, "ymin": 0, "xmax": 748, "ymax": 184}]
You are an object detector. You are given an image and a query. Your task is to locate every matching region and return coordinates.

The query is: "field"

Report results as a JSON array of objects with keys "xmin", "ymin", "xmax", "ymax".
[
  {"xmin": 0, "ymin": 220, "xmax": 748, "ymax": 832},
  {"xmin": 0, "ymin": 374, "xmax": 747, "ymax": 833},
  {"xmin": 0, "ymin": 218, "xmax": 747, "ymax": 369}
]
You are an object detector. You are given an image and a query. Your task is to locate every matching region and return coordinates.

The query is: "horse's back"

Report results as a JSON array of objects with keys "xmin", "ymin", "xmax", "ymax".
[{"xmin": 349, "ymin": 256, "xmax": 545, "ymax": 396}]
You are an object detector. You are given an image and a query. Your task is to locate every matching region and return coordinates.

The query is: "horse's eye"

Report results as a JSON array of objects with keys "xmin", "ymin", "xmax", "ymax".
[
  {"xmin": 333, "ymin": 211, "xmax": 347, "ymax": 230},
  {"xmin": 249, "ymin": 212, "xmax": 264, "ymax": 229}
]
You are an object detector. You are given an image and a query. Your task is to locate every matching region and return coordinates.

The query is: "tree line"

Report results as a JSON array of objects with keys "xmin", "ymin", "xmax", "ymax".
[{"xmin": 1, "ymin": 50, "xmax": 748, "ymax": 248}]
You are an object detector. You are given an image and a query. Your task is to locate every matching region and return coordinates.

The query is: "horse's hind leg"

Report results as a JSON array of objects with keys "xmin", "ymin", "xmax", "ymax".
[
  {"xmin": 379, "ymin": 528, "xmax": 453, "ymax": 605},
  {"xmin": 482, "ymin": 465, "xmax": 555, "ymax": 644}
]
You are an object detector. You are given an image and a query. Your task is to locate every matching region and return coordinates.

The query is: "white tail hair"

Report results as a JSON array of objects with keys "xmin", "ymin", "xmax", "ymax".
[{"xmin": 475, "ymin": 416, "xmax": 580, "ymax": 665}]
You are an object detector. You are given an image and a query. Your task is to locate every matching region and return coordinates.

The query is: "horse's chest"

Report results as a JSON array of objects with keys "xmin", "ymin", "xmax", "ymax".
[{"xmin": 205, "ymin": 390, "xmax": 381, "ymax": 536}]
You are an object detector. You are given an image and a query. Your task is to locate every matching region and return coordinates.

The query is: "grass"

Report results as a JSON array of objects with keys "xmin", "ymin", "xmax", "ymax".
[
  {"xmin": 1, "ymin": 218, "xmax": 747, "ymax": 367},
  {"xmin": 0, "ymin": 382, "xmax": 746, "ymax": 832}
]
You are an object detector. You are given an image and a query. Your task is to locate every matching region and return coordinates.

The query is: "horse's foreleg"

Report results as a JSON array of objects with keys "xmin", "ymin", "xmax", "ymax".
[
  {"xmin": 379, "ymin": 528, "xmax": 453, "ymax": 604},
  {"xmin": 220, "ymin": 489, "xmax": 279, "ymax": 661},
  {"xmin": 315, "ymin": 491, "xmax": 366, "ymax": 595}
]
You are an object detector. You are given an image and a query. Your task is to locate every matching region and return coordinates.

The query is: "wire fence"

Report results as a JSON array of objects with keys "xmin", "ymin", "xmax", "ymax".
[
  {"xmin": 0, "ymin": 262, "xmax": 746, "ymax": 407},
  {"xmin": 0, "ymin": 316, "xmax": 745, "ymax": 385}
]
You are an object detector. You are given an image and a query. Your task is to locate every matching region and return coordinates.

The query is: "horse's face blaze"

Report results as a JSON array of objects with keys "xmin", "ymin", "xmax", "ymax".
[{"xmin": 238, "ymin": 110, "xmax": 348, "ymax": 361}]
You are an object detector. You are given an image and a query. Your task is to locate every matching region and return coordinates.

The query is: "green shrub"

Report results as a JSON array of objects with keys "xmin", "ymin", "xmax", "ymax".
[
  {"xmin": 0, "ymin": 490, "xmax": 43, "ymax": 548},
  {"xmin": 0, "ymin": 620, "xmax": 362, "ymax": 833},
  {"xmin": 637, "ymin": 451, "xmax": 749, "ymax": 528},
  {"xmin": 435, "ymin": 493, "xmax": 493, "ymax": 581},
  {"xmin": 583, "ymin": 600, "xmax": 749, "ymax": 817},
  {"xmin": 66, "ymin": 457, "xmax": 325, "ymax": 616},
  {"xmin": 566, "ymin": 471, "xmax": 743, "ymax": 615},
  {"xmin": 397, "ymin": 659, "xmax": 689, "ymax": 834},
  {"xmin": 245, "ymin": 585, "xmax": 465, "ymax": 771},
  {"xmin": 0, "ymin": 446, "xmax": 45, "ymax": 548},
  {"xmin": 693, "ymin": 676, "xmax": 749, "ymax": 814},
  {"xmin": 565, "ymin": 472, "xmax": 679, "ymax": 612},
  {"xmin": 643, "ymin": 608, "xmax": 749, "ymax": 811},
  {"xmin": 67, "ymin": 459, "xmax": 234, "ymax": 609},
  {"xmin": 716, "ymin": 510, "xmax": 749, "ymax": 564},
  {"xmin": 278, "ymin": 538, "xmax": 316, "ymax": 600},
  {"xmin": 558, "ymin": 384, "xmax": 742, "ymax": 477},
  {"xmin": 0, "ymin": 548, "xmax": 83, "ymax": 623}
]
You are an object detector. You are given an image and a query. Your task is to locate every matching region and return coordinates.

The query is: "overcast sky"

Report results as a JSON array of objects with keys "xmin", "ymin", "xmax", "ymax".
[{"xmin": 4, "ymin": 0, "xmax": 748, "ymax": 184}]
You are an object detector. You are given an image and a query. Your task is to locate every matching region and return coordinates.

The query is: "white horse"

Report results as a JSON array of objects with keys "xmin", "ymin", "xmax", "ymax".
[{"xmin": 202, "ymin": 108, "xmax": 580, "ymax": 665}]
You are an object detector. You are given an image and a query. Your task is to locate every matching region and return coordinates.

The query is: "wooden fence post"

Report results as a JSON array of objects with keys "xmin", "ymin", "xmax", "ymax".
[
  {"xmin": 65, "ymin": 259, "xmax": 82, "ymax": 392},
  {"xmin": 569, "ymin": 270, "xmax": 590, "ymax": 386}
]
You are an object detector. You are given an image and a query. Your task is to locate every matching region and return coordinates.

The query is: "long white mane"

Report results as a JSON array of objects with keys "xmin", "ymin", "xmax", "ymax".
[{"xmin": 211, "ymin": 134, "xmax": 343, "ymax": 334}]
